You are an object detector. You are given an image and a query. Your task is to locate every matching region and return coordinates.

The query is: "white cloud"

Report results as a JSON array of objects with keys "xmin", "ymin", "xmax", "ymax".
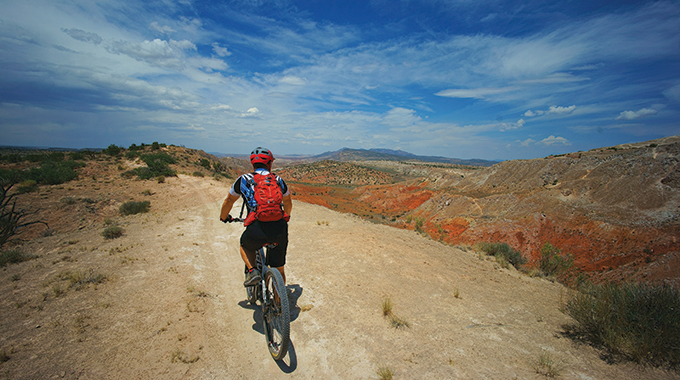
[
  {"xmin": 107, "ymin": 38, "xmax": 197, "ymax": 70},
  {"xmin": 548, "ymin": 105, "xmax": 576, "ymax": 115},
  {"xmin": 615, "ymin": 108, "xmax": 658, "ymax": 120},
  {"xmin": 518, "ymin": 138, "xmax": 536, "ymax": 147},
  {"xmin": 150, "ymin": 22, "xmax": 175, "ymax": 34},
  {"xmin": 278, "ymin": 76, "xmax": 306, "ymax": 85},
  {"xmin": 539, "ymin": 135, "xmax": 571, "ymax": 146},
  {"xmin": 524, "ymin": 105, "xmax": 576, "ymax": 117},
  {"xmin": 240, "ymin": 107, "xmax": 261, "ymax": 118},
  {"xmin": 517, "ymin": 119, "xmax": 525, "ymax": 127},
  {"xmin": 212, "ymin": 42, "xmax": 231, "ymax": 57},
  {"xmin": 434, "ymin": 87, "xmax": 517, "ymax": 99},
  {"xmin": 382, "ymin": 107, "xmax": 421, "ymax": 127}
]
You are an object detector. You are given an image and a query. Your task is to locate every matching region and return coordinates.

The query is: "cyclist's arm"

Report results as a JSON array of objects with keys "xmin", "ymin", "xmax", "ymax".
[
  {"xmin": 220, "ymin": 192, "xmax": 240, "ymax": 221},
  {"xmin": 282, "ymin": 193, "xmax": 292, "ymax": 216}
]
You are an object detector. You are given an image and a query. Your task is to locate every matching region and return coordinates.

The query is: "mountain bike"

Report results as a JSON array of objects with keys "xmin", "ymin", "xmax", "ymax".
[{"xmin": 228, "ymin": 216, "xmax": 291, "ymax": 361}]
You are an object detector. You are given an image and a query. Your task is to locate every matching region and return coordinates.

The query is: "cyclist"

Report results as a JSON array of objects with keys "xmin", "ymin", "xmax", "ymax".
[{"xmin": 220, "ymin": 147, "xmax": 293, "ymax": 286}]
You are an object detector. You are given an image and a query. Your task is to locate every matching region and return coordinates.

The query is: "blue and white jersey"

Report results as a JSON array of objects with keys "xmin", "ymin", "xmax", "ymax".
[{"xmin": 229, "ymin": 168, "xmax": 290, "ymax": 213}]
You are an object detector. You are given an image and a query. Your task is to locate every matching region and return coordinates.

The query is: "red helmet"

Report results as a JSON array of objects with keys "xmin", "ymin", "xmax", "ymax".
[{"xmin": 250, "ymin": 147, "xmax": 274, "ymax": 168}]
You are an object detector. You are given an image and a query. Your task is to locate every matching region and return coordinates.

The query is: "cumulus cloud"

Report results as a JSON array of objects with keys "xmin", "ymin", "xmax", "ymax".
[
  {"xmin": 382, "ymin": 107, "xmax": 421, "ymax": 127},
  {"xmin": 539, "ymin": 135, "xmax": 571, "ymax": 146},
  {"xmin": 524, "ymin": 105, "xmax": 576, "ymax": 117},
  {"xmin": 212, "ymin": 42, "xmax": 231, "ymax": 57},
  {"xmin": 435, "ymin": 87, "xmax": 517, "ymax": 99},
  {"xmin": 61, "ymin": 28, "xmax": 102, "ymax": 45},
  {"xmin": 240, "ymin": 107, "xmax": 261, "ymax": 117},
  {"xmin": 615, "ymin": 108, "xmax": 658, "ymax": 120},
  {"xmin": 518, "ymin": 138, "xmax": 536, "ymax": 147}
]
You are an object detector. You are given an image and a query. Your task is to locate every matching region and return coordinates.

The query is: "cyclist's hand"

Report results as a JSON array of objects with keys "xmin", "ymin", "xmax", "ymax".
[{"xmin": 221, "ymin": 215, "xmax": 234, "ymax": 223}]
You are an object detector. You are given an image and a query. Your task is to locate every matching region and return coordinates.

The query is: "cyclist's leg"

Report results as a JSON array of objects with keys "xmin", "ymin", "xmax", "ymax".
[{"xmin": 240, "ymin": 245, "xmax": 257, "ymax": 270}]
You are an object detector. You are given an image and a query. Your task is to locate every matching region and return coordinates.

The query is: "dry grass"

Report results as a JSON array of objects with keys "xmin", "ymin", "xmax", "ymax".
[
  {"xmin": 534, "ymin": 350, "xmax": 563, "ymax": 377},
  {"xmin": 376, "ymin": 365, "xmax": 393, "ymax": 380},
  {"xmin": 381, "ymin": 296, "xmax": 410, "ymax": 329}
]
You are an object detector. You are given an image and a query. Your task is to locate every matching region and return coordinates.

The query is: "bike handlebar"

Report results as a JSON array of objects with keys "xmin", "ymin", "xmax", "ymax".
[{"xmin": 224, "ymin": 216, "xmax": 245, "ymax": 223}]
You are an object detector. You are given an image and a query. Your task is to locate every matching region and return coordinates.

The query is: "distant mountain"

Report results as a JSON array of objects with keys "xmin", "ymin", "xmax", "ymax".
[{"xmin": 313, "ymin": 148, "xmax": 498, "ymax": 167}]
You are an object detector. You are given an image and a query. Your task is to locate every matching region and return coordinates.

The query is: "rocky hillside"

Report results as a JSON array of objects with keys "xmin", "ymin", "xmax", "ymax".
[
  {"xmin": 277, "ymin": 160, "xmax": 394, "ymax": 185},
  {"xmin": 286, "ymin": 137, "xmax": 680, "ymax": 286}
]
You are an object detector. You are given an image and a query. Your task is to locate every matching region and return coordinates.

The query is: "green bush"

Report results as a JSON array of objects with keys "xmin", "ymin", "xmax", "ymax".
[
  {"xmin": 0, "ymin": 153, "xmax": 21, "ymax": 163},
  {"xmin": 17, "ymin": 180, "xmax": 38, "ymax": 194},
  {"xmin": 563, "ymin": 282, "xmax": 680, "ymax": 368},
  {"xmin": 198, "ymin": 158, "xmax": 211, "ymax": 170},
  {"xmin": 0, "ymin": 161, "xmax": 84, "ymax": 186},
  {"xmin": 0, "ymin": 249, "xmax": 36, "ymax": 267},
  {"xmin": 102, "ymin": 226, "xmax": 124, "ymax": 239},
  {"xmin": 478, "ymin": 242, "xmax": 527, "ymax": 269},
  {"xmin": 128, "ymin": 153, "xmax": 177, "ymax": 180},
  {"xmin": 119, "ymin": 200, "xmax": 150, "ymax": 215},
  {"xmin": 539, "ymin": 242, "xmax": 573, "ymax": 278},
  {"xmin": 104, "ymin": 144, "xmax": 122, "ymax": 156}
]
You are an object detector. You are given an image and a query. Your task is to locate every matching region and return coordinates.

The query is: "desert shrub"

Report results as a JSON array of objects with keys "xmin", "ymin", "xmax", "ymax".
[
  {"xmin": 192, "ymin": 171, "xmax": 204, "ymax": 177},
  {"xmin": 157, "ymin": 175, "xmax": 165, "ymax": 184},
  {"xmin": 151, "ymin": 141, "xmax": 160, "ymax": 150},
  {"xmin": 102, "ymin": 226, "xmax": 124, "ymax": 239},
  {"xmin": 25, "ymin": 152, "xmax": 64, "ymax": 163},
  {"xmin": 104, "ymin": 144, "xmax": 122, "ymax": 156},
  {"xmin": 563, "ymin": 282, "xmax": 680, "ymax": 368},
  {"xmin": 0, "ymin": 153, "xmax": 21, "ymax": 163},
  {"xmin": 198, "ymin": 158, "xmax": 211, "ymax": 170},
  {"xmin": 60, "ymin": 196, "xmax": 77, "ymax": 205},
  {"xmin": 27, "ymin": 161, "xmax": 84, "ymax": 185},
  {"xmin": 0, "ymin": 249, "xmax": 36, "ymax": 267},
  {"xmin": 478, "ymin": 242, "xmax": 527, "ymax": 269},
  {"xmin": 119, "ymin": 200, "xmax": 150, "ymax": 215},
  {"xmin": 64, "ymin": 269, "xmax": 107, "ymax": 290},
  {"xmin": 212, "ymin": 161, "xmax": 226, "ymax": 172},
  {"xmin": 0, "ymin": 161, "xmax": 84, "ymax": 186},
  {"xmin": 17, "ymin": 180, "xmax": 38, "ymax": 194},
  {"xmin": 68, "ymin": 151, "xmax": 85, "ymax": 160},
  {"xmin": 539, "ymin": 242, "xmax": 573, "ymax": 278},
  {"xmin": 130, "ymin": 153, "xmax": 176, "ymax": 180},
  {"xmin": 125, "ymin": 151, "xmax": 139, "ymax": 159}
]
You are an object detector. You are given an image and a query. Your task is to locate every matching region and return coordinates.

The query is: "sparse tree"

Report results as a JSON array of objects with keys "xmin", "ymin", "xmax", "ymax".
[{"xmin": 0, "ymin": 181, "xmax": 47, "ymax": 248}]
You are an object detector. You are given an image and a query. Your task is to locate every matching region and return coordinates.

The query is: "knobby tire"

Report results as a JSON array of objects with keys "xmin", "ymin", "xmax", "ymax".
[{"xmin": 263, "ymin": 268, "xmax": 290, "ymax": 361}]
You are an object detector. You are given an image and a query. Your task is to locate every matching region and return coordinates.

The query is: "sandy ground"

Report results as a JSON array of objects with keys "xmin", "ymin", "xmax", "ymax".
[{"xmin": 1, "ymin": 174, "xmax": 677, "ymax": 379}]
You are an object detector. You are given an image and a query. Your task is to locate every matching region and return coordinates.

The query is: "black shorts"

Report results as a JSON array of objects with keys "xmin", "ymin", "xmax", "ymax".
[{"xmin": 240, "ymin": 219, "xmax": 288, "ymax": 268}]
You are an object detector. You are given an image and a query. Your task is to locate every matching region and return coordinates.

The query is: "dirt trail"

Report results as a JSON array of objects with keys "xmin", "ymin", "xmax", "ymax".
[{"xmin": 1, "ymin": 175, "xmax": 677, "ymax": 379}]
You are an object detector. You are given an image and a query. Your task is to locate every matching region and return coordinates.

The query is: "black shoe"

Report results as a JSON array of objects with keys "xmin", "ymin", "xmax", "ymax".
[{"xmin": 244, "ymin": 268, "xmax": 261, "ymax": 287}]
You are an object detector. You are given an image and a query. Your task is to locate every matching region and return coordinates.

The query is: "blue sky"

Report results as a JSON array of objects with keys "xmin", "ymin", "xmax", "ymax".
[{"xmin": 1, "ymin": 0, "xmax": 679, "ymax": 160}]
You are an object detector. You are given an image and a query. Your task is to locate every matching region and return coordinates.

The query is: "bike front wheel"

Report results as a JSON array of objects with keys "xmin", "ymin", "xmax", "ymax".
[{"xmin": 262, "ymin": 268, "xmax": 290, "ymax": 361}]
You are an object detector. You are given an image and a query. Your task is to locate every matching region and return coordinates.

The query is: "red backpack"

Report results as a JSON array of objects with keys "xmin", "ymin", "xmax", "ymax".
[{"xmin": 244, "ymin": 172, "xmax": 286, "ymax": 226}]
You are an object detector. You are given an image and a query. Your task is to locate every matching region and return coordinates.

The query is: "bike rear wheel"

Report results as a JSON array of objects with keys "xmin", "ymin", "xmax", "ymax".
[{"xmin": 262, "ymin": 268, "xmax": 290, "ymax": 361}]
